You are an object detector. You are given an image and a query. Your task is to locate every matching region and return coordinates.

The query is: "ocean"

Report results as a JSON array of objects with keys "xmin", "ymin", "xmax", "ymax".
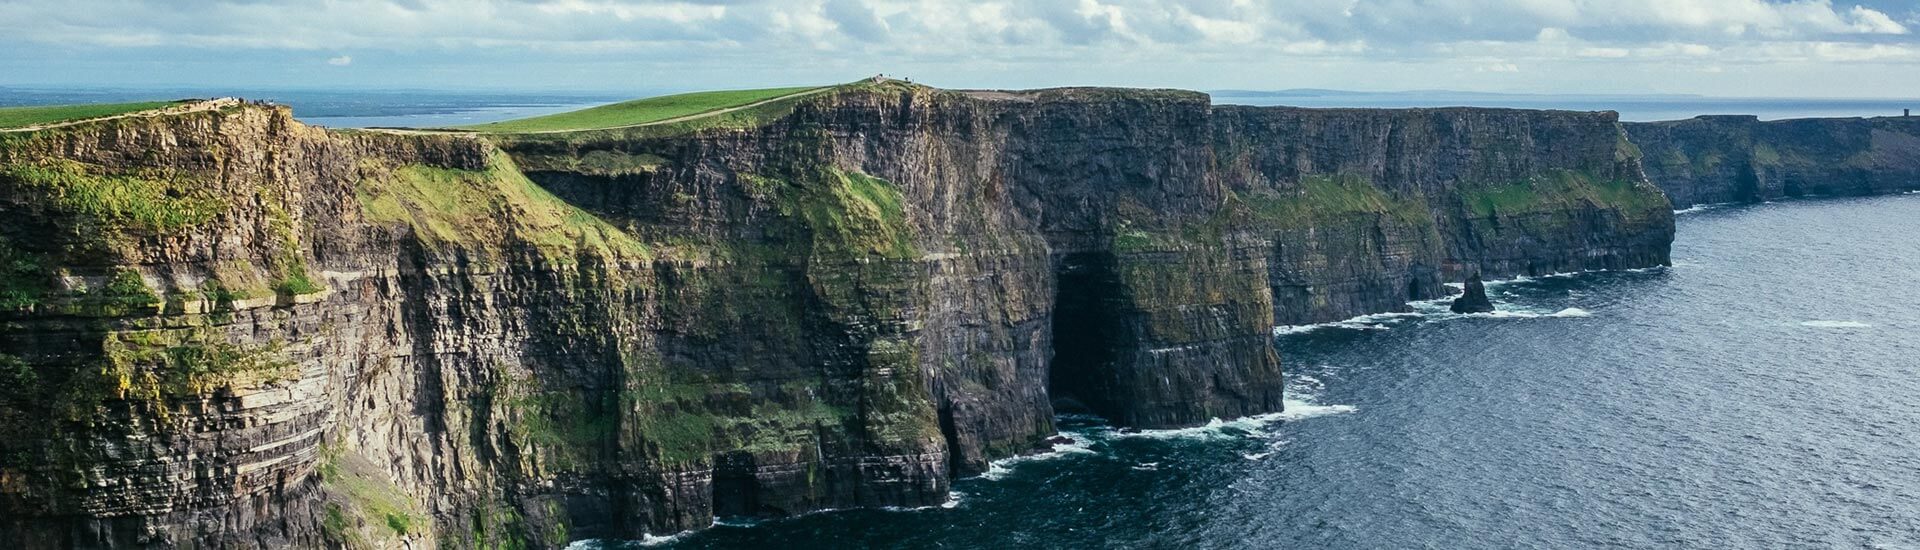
[{"xmin": 607, "ymin": 195, "xmax": 1920, "ymax": 548}]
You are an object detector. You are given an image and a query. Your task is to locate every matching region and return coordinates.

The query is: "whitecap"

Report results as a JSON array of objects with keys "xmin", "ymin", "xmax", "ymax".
[
  {"xmin": 637, "ymin": 531, "xmax": 694, "ymax": 547},
  {"xmin": 974, "ymin": 432, "xmax": 1097, "ymax": 480},
  {"xmin": 1673, "ymin": 204, "xmax": 1720, "ymax": 215},
  {"xmin": 1548, "ymin": 308, "xmax": 1593, "ymax": 318},
  {"xmin": 881, "ymin": 490, "xmax": 966, "ymax": 512},
  {"xmin": 1240, "ymin": 451, "xmax": 1274, "ymax": 460},
  {"xmin": 1273, "ymin": 312, "xmax": 1423, "ymax": 336},
  {"xmin": 1131, "ymin": 462, "xmax": 1161, "ymax": 471},
  {"xmin": 1114, "ymin": 399, "xmax": 1356, "ymax": 441},
  {"xmin": 1802, "ymin": 320, "xmax": 1872, "ymax": 328}
]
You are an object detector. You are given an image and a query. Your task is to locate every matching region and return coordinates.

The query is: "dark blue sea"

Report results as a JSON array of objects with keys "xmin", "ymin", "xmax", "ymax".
[{"xmin": 607, "ymin": 194, "xmax": 1920, "ymax": 548}]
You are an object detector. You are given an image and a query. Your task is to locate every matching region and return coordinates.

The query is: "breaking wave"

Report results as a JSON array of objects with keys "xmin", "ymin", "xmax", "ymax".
[
  {"xmin": 976, "ymin": 430, "xmax": 1098, "ymax": 481},
  {"xmin": 1273, "ymin": 312, "xmax": 1422, "ymax": 335},
  {"xmin": 1801, "ymin": 320, "xmax": 1872, "ymax": 328}
]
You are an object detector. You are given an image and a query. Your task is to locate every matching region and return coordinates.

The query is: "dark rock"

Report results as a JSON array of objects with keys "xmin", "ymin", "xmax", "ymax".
[
  {"xmin": 1450, "ymin": 274, "xmax": 1496, "ymax": 314},
  {"xmin": 0, "ymin": 85, "xmax": 1675, "ymax": 547},
  {"xmin": 1627, "ymin": 115, "xmax": 1920, "ymax": 208}
]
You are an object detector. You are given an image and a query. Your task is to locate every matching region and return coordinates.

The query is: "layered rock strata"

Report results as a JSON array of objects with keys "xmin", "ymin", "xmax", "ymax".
[
  {"xmin": 0, "ymin": 83, "xmax": 1672, "ymax": 548},
  {"xmin": 1627, "ymin": 115, "xmax": 1920, "ymax": 207}
]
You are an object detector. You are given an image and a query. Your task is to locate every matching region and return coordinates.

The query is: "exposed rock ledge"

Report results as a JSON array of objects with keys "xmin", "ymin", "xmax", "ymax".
[{"xmin": 0, "ymin": 82, "xmax": 1671, "ymax": 547}]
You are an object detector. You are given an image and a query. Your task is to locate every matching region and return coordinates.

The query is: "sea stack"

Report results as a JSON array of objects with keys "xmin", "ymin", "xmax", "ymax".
[{"xmin": 1451, "ymin": 273, "xmax": 1496, "ymax": 314}]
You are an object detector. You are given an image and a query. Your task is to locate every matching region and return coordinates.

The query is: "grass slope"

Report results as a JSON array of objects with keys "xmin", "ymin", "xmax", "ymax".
[
  {"xmin": 0, "ymin": 101, "xmax": 181, "ymax": 129},
  {"xmin": 459, "ymin": 86, "xmax": 825, "ymax": 133}
]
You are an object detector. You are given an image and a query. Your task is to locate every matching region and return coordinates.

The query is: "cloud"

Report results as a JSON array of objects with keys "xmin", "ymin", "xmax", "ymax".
[
  {"xmin": 327, "ymin": 55, "xmax": 353, "ymax": 66},
  {"xmin": 0, "ymin": 0, "xmax": 1917, "ymax": 95}
]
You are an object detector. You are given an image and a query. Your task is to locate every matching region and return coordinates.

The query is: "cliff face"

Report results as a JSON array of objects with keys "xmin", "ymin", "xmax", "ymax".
[
  {"xmin": 1627, "ymin": 115, "xmax": 1920, "ymax": 207},
  {"xmin": 1214, "ymin": 107, "xmax": 1674, "ymax": 324},
  {"xmin": 0, "ymin": 85, "xmax": 1672, "ymax": 548}
]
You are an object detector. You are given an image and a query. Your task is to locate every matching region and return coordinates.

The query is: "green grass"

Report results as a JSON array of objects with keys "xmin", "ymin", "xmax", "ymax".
[
  {"xmin": 771, "ymin": 168, "xmax": 919, "ymax": 259},
  {"xmin": 459, "ymin": 86, "xmax": 825, "ymax": 133},
  {"xmin": 1244, "ymin": 174, "xmax": 1433, "ymax": 229},
  {"xmin": 0, "ymin": 160, "xmax": 225, "ymax": 232},
  {"xmin": 1462, "ymin": 169, "xmax": 1670, "ymax": 219},
  {"xmin": 0, "ymin": 101, "xmax": 181, "ymax": 129},
  {"xmin": 354, "ymin": 151, "xmax": 650, "ymax": 260}
]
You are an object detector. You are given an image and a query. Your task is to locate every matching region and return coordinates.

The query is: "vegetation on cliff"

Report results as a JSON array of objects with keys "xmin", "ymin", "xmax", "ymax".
[
  {"xmin": 458, "ymin": 86, "xmax": 825, "ymax": 133},
  {"xmin": 1243, "ymin": 173, "xmax": 1434, "ymax": 229},
  {"xmin": 0, "ymin": 101, "xmax": 182, "ymax": 129},
  {"xmin": 1461, "ymin": 169, "xmax": 1669, "ymax": 221},
  {"xmin": 355, "ymin": 150, "xmax": 651, "ymax": 260}
]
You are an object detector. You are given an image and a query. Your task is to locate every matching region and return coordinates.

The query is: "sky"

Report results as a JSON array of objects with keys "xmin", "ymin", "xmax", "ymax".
[{"xmin": 2, "ymin": 0, "xmax": 1919, "ymax": 97}]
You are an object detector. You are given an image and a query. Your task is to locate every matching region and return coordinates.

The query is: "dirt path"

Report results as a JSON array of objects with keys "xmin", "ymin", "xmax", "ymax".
[{"xmin": 0, "ymin": 98, "xmax": 241, "ymax": 133}]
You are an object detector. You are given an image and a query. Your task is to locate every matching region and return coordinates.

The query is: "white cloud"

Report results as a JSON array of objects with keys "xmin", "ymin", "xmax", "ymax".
[
  {"xmin": 0, "ymin": 0, "xmax": 1918, "ymax": 95},
  {"xmin": 327, "ymin": 55, "xmax": 352, "ymax": 66},
  {"xmin": 1847, "ymin": 6, "xmax": 1907, "ymax": 34}
]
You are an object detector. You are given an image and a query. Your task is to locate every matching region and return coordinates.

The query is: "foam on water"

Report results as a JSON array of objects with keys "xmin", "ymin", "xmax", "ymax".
[
  {"xmin": 1273, "ymin": 312, "xmax": 1422, "ymax": 335},
  {"xmin": 1674, "ymin": 204, "xmax": 1722, "ymax": 215},
  {"xmin": 565, "ymin": 531, "xmax": 694, "ymax": 549},
  {"xmin": 976, "ymin": 431, "xmax": 1098, "ymax": 480},
  {"xmin": 881, "ymin": 490, "xmax": 966, "ymax": 511},
  {"xmin": 1801, "ymin": 320, "xmax": 1872, "ymax": 328}
]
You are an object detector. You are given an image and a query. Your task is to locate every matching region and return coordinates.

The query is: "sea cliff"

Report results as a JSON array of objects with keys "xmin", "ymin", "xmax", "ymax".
[
  {"xmin": 1627, "ymin": 115, "xmax": 1920, "ymax": 207},
  {"xmin": 0, "ymin": 83, "xmax": 1672, "ymax": 548}
]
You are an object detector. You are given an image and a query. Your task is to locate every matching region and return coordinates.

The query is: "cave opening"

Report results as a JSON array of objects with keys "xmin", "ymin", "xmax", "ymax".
[{"xmin": 1046, "ymin": 252, "xmax": 1130, "ymax": 422}]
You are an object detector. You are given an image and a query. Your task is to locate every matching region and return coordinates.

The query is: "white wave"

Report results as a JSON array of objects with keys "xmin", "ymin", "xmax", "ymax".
[
  {"xmin": 881, "ymin": 490, "xmax": 966, "ymax": 512},
  {"xmin": 637, "ymin": 532, "xmax": 694, "ymax": 547},
  {"xmin": 1673, "ymin": 204, "xmax": 1721, "ymax": 215},
  {"xmin": 1802, "ymin": 320, "xmax": 1872, "ymax": 328},
  {"xmin": 1114, "ymin": 399, "xmax": 1356, "ymax": 441},
  {"xmin": 975, "ymin": 432, "xmax": 1097, "ymax": 480},
  {"xmin": 567, "ymin": 534, "xmax": 694, "ymax": 550},
  {"xmin": 711, "ymin": 516, "xmax": 762, "ymax": 528},
  {"xmin": 1131, "ymin": 462, "xmax": 1161, "ymax": 471},
  {"xmin": 1273, "ymin": 311, "xmax": 1423, "ymax": 335},
  {"xmin": 1549, "ymin": 307, "xmax": 1592, "ymax": 318},
  {"xmin": 1240, "ymin": 451, "xmax": 1274, "ymax": 460}
]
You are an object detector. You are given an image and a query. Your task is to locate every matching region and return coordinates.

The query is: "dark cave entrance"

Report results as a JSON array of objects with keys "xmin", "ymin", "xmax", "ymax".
[{"xmin": 1047, "ymin": 252, "xmax": 1129, "ymax": 421}]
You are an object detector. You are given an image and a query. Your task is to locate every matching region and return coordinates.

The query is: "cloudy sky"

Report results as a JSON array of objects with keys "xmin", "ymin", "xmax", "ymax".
[{"xmin": 2, "ymin": 0, "xmax": 1918, "ymax": 97}]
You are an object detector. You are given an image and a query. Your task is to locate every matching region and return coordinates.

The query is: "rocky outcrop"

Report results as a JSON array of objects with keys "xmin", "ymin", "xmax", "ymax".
[
  {"xmin": 1627, "ymin": 115, "xmax": 1920, "ymax": 207},
  {"xmin": 1450, "ymin": 274, "xmax": 1495, "ymax": 314},
  {"xmin": 0, "ymin": 84, "xmax": 1673, "ymax": 548},
  {"xmin": 1214, "ymin": 106, "xmax": 1675, "ymax": 324}
]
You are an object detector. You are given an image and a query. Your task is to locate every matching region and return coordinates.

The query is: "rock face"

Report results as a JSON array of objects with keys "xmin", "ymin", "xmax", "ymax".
[
  {"xmin": 0, "ymin": 84, "xmax": 1673, "ymax": 548},
  {"xmin": 1214, "ymin": 106, "xmax": 1675, "ymax": 324},
  {"xmin": 1627, "ymin": 115, "xmax": 1920, "ymax": 208},
  {"xmin": 1450, "ymin": 274, "xmax": 1496, "ymax": 314}
]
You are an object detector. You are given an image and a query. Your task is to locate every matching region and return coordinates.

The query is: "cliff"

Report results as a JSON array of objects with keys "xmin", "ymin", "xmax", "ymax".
[
  {"xmin": 1214, "ymin": 106, "xmax": 1673, "ymax": 324},
  {"xmin": 0, "ymin": 84, "xmax": 1672, "ymax": 548},
  {"xmin": 1627, "ymin": 115, "xmax": 1920, "ymax": 207}
]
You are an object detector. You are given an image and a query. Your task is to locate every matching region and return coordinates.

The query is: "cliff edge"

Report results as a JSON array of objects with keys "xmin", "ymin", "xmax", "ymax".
[
  {"xmin": 1628, "ymin": 115, "xmax": 1920, "ymax": 207},
  {"xmin": 0, "ymin": 85, "xmax": 1673, "ymax": 547}
]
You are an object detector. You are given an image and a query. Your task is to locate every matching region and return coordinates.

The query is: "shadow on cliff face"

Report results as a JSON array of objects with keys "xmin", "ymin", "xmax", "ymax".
[{"xmin": 1047, "ymin": 252, "xmax": 1126, "ymax": 420}]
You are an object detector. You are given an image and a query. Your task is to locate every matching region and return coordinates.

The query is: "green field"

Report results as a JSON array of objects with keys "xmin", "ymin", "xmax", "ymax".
[
  {"xmin": 458, "ymin": 86, "xmax": 826, "ymax": 133},
  {"xmin": 0, "ymin": 101, "xmax": 182, "ymax": 130}
]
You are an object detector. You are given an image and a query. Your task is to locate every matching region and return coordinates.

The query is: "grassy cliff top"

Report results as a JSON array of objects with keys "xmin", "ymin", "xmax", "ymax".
[
  {"xmin": 456, "ymin": 86, "xmax": 830, "ymax": 133},
  {"xmin": 0, "ymin": 101, "xmax": 186, "ymax": 130}
]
